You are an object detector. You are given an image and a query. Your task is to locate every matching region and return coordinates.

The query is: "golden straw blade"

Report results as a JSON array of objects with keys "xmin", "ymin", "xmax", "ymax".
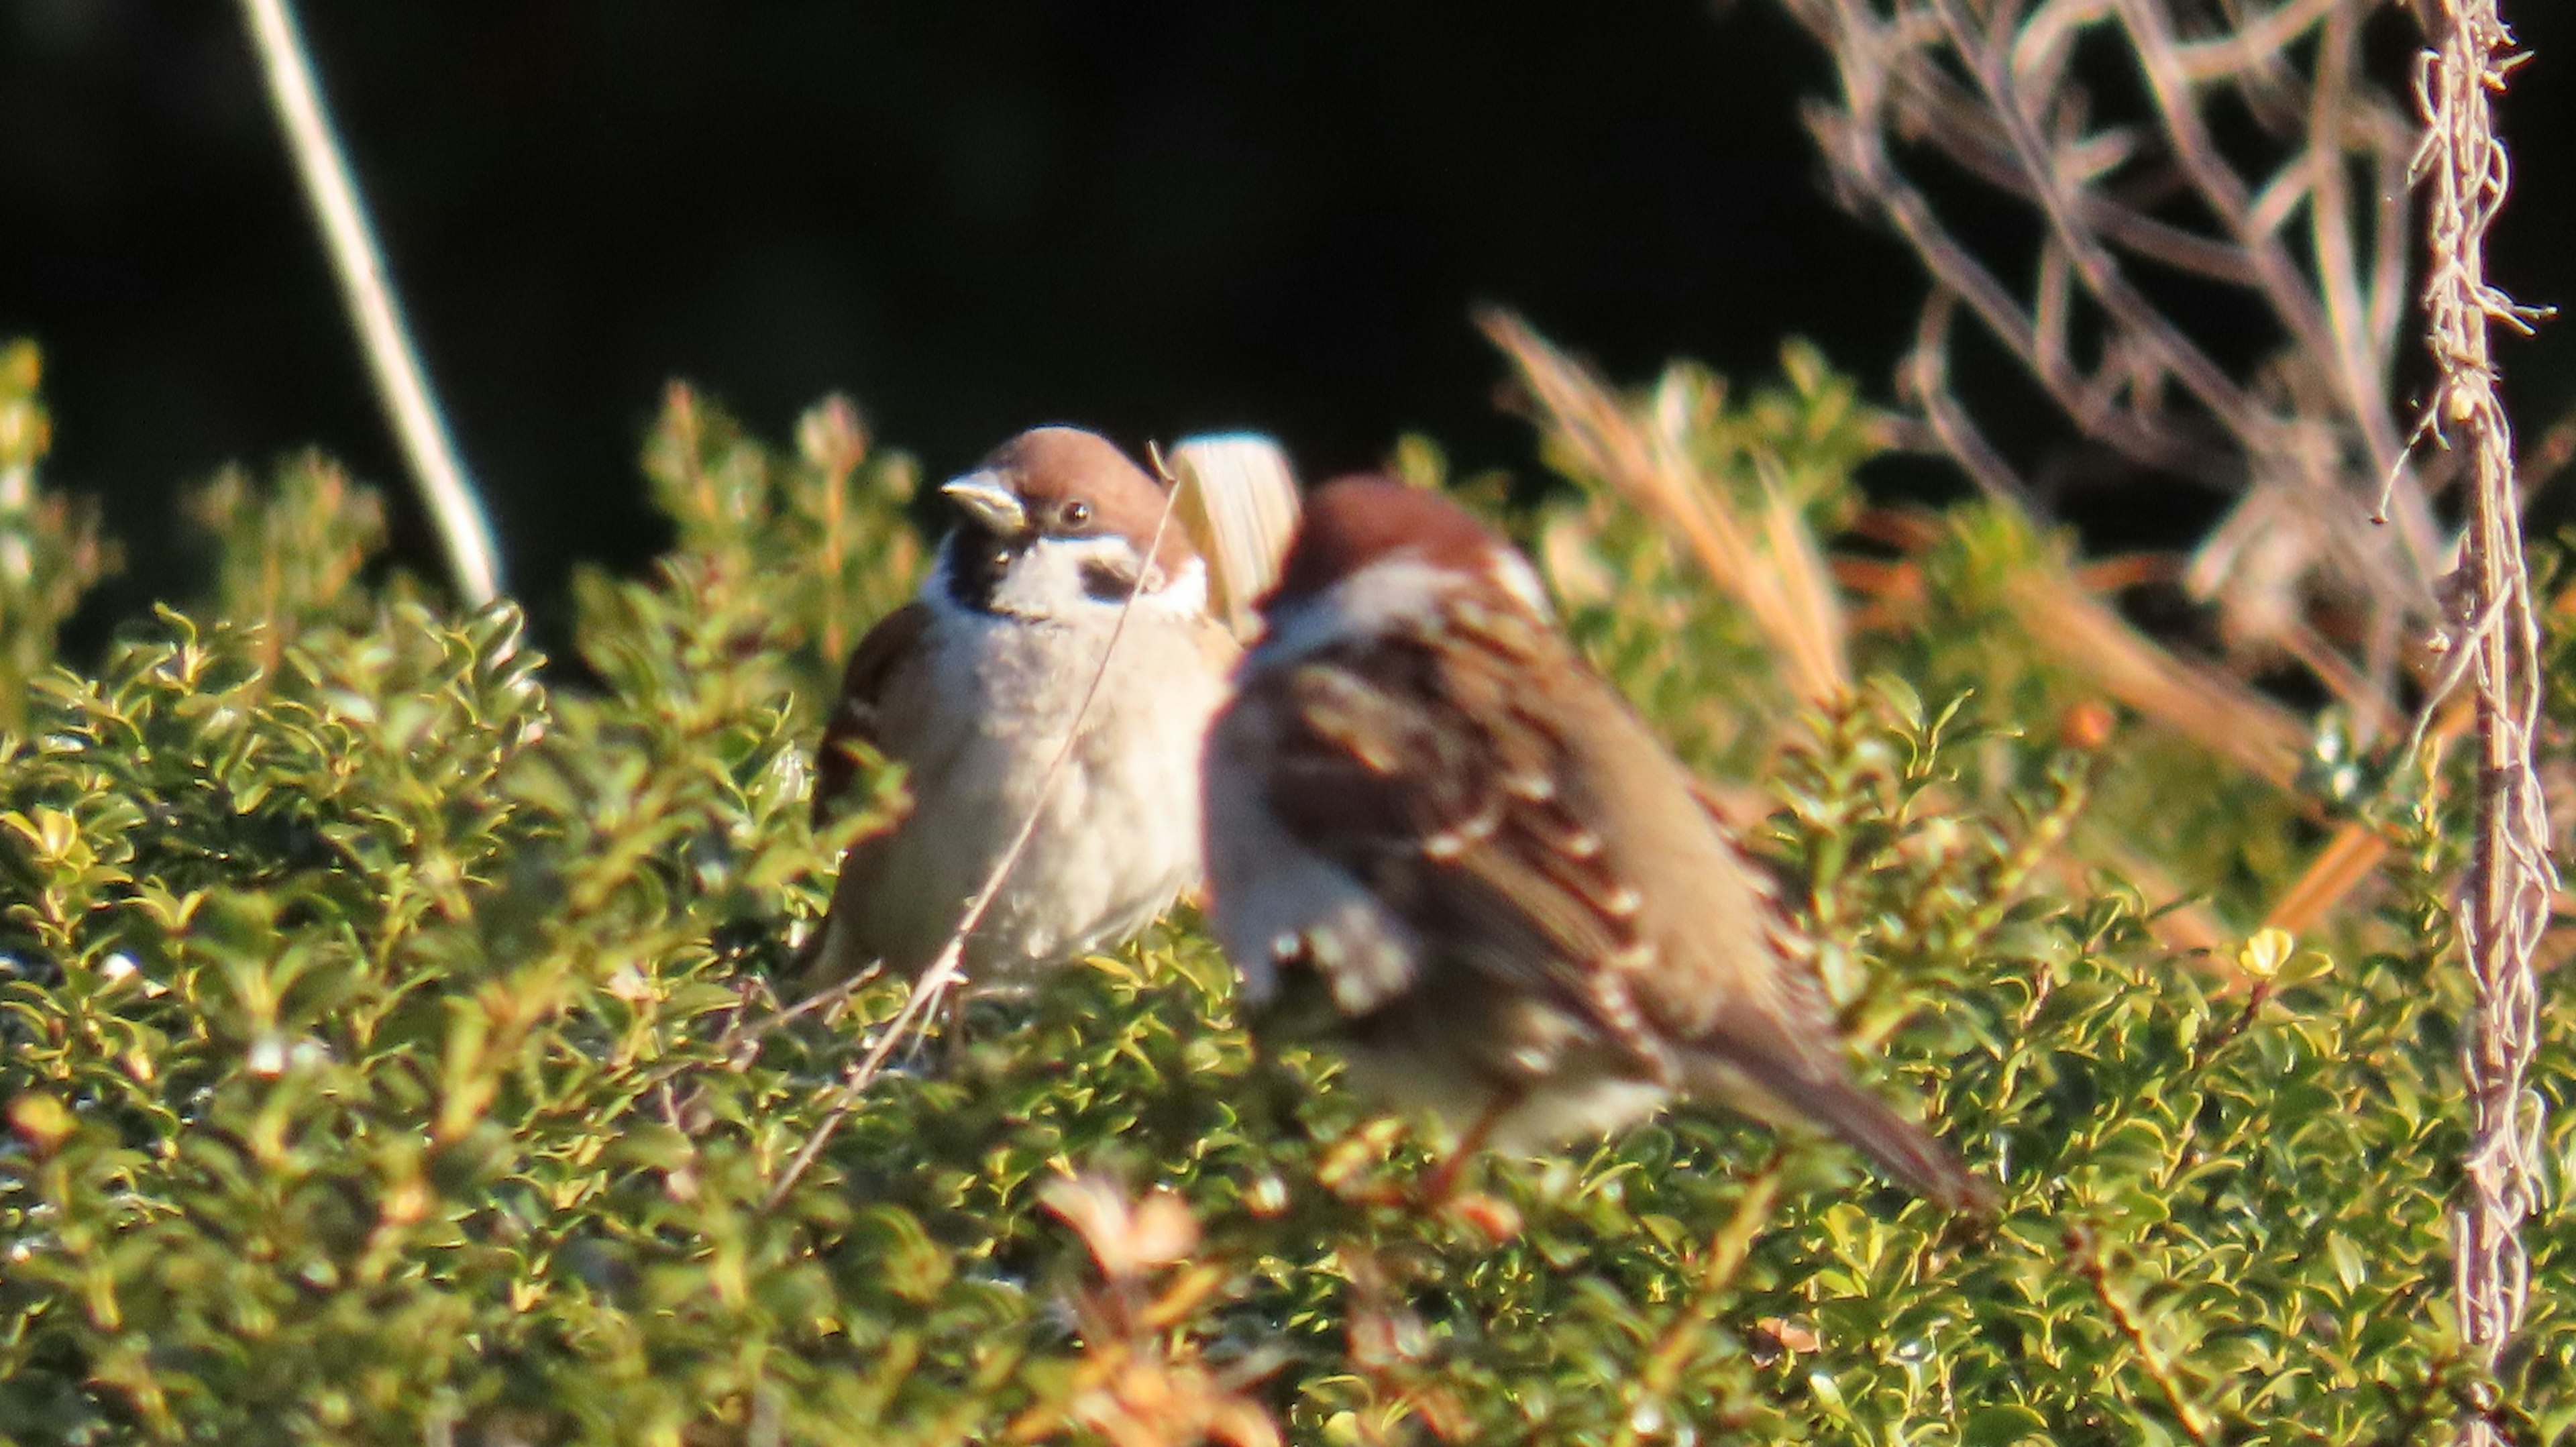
[{"xmin": 1166, "ymin": 433, "xmax": 1303, "ymax": 642}]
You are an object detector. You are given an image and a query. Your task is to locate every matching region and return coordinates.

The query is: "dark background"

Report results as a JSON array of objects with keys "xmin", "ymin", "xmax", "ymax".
[{"xmin": 3, "ymin": 0, "xmax": 2570, "ymax": 646}]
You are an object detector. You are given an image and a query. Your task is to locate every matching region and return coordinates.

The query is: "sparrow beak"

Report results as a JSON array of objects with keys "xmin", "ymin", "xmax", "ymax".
[{"xmin": 941, "ymin": 472, "xmax": 1028, "ymax": 535}]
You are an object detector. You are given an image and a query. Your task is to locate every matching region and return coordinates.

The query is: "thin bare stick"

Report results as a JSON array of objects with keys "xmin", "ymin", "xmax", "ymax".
[
  {"xmin": 1611, "ymin": 1157, "xmax": 1786, "ymax": 1447},
  {"xmin": 2112, "ymin": 0, "xmax": 2442, "ymax": 588},
  {"xmin": 2413, "ymin": 2, "xmax": 2553, "ymax": 1438},
  {"xmin": 1804, "ymin": 76, "xmax": 2210, "ymax": 472},
  {"xmin": 2306, "ymin": 5, "xmax": 2387, "ymax": 477},
  {"xmin": 2114, "ymin": 0, "xmax": 2367, "ymax": 439},
  {"xmin": 764, "ymin": 472, "xmax": 1189, "ymax": 1210},
  {"xmin": 237, "ymin": 0, "xmax": 500, "ymax": 606},
  {"xmin": 1904, "ymin": 290, "xmax": 2031, "ymax": 502},
  {"xmin": 2173, "ymin": 0, "xmax": 2334, "ymax": 80},
  {"xmin": 1930, "ymin": 0, "xmax": 2262, "ymax": 437},
  {"xmin": 2002, "ymin": 568, "xmax": 2312, "ymax": 790},
  {"xmin": 2070, "ymin": 1224, "xmax": 2222, "ymax": 1446},
  {"xmin": 1874, "ymin": 62, "xmax": 2259, "ymax": 284}
]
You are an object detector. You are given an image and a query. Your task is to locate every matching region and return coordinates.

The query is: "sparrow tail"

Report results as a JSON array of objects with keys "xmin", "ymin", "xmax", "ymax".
[
  {"xmin": 1792, "ymin": 1073, "xmax": 1996, "ymax": 1217},
  {"xmin": 1694, "ymin": 1053, "xmax": 1996, "ymax": 1216}
]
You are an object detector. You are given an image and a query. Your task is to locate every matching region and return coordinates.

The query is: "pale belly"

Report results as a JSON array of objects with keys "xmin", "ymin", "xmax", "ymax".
[{"xmin": 853, "ymin": 612, "xmax": 1225, "ymax": 979}]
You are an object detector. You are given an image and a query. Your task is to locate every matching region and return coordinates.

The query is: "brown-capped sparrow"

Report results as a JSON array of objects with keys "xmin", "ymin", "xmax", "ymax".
[
  {"xmin": 1201, "ymin": 477, "xmax": 1992, "ymax": 1213},
  {"xmin": 801, "ymin": 427, "xmax": 1238, "ymax": 992}
]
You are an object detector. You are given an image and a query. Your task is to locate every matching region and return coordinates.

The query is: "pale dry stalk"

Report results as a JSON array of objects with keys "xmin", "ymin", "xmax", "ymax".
[
  {"xmin": 2000, "ymin": 566, "xmax": 2312, "ymax": 789},
  {"xmin": 1483, "ymin": 311, "xmax": 1854, "ymax": 702},
  {"xmin": 238, "ymin": 0, "xmax": 500, "ymax": 606},
  {"xmin": 2414, "ymin": 0, "xmax": 2551, "ymax": 1433}
]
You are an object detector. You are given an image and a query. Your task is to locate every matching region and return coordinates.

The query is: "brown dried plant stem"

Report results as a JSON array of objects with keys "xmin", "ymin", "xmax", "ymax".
[
  {"xmin": 2416, "ymin": 0, "xmax": 2551, "ymax": 1435},
  {"xmin": 1482, "ymin": 311, "xmax": 1854, "ymax": 706},
  {"xmin": 1613, "ymin": 1158, "xmax": 1785, "ymax": 1447},
  {"xmin": 2069, "ymin": 1224, "xmax": 2220, "ymax": 1446}
]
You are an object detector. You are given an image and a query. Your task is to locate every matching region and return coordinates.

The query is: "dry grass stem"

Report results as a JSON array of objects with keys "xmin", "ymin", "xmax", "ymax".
[
  {"xmin": 2262, "ymin": 817, "xmax": 2400, "ymax": 938},
  {"xmin": 237, "ymin": 0, "xmax": 499, "ymax": 606},
  {"xmin": 2001, "ymin": 567, "xmax": 2310, "ymax": 791},
  {"xmin": 1483, "ymin": 310, "xmax": 1853, "ymax": 702}
]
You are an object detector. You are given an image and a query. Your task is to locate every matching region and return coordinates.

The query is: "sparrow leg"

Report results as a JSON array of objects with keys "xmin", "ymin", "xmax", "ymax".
[
  {"xmin": 1413, "ymin": 1092, "xmax": 1512, "ymax": 1209},
  {"xmin": 937, "ymin": 987, "xmax": 973, "ymax": 1069},
  {"xmin": 1326, "ymin": 1093, "xmax": 1518, "ymax": 1213}
]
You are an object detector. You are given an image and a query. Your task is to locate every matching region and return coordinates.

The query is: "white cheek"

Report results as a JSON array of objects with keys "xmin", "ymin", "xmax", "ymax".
[
  {"xmin": 1140, "ymin": 555, "xmax": 1210, "ymax": 619},
  {"xmin": 987, "ymin": 536, "xmax": 1120, "ymax": 617},
  {"xmin": 983, "ymin": 539, "xmax": 1208, "ymax": 622}
]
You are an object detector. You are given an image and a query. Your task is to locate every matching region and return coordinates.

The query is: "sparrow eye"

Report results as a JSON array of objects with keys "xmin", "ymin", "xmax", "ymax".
[{"xmin": 1059, "ymin": 499, "xmax": 1091, "ymax": 528}]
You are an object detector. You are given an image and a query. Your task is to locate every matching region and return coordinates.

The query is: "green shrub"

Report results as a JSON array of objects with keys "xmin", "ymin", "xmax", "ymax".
[{"xmin": 2, "ymin": 353, "xmax": 2567, "ymax": 1445}]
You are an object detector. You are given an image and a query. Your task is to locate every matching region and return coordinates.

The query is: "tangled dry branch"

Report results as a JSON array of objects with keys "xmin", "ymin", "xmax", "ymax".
[
  {"xmin": 2412, "ymin": 0, "xmax": 2551, "ymax": 1436},
  {"xmin": 1783, "ymin": 0, "xmax": 2557, "ymax": 1414},
  {"xmin": 1780, "ymin": 0, "xmax": 2441, "ymax": 728}
]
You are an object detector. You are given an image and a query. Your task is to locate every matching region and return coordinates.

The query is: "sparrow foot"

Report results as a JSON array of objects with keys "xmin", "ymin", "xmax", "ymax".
[{"xmin": 1314, "ymin": 1102, "xmax": 1522, "ymax": 1242}]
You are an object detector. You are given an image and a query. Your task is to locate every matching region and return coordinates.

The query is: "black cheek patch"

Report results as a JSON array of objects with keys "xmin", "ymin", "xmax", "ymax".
[
  {"xmin": 1079, "ymin": 559, "xmax": 1140, "ymax": 602},
  {"xmin": 946, "ymin": 530, "xmax": 1017, "ymax": 612}
]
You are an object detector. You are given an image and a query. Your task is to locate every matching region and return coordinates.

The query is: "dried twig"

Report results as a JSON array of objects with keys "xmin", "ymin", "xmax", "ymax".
[
  {"xmin": 2411, "ymin": 0, "xmax": 2553, "ymax": 1435},
  {"xmin": 2068, "ymin": 1223, "xmax": 2224, "ymax": 1446},
  {"xmin": 2001, "ymin": 564, "xmax": 2314, "ymax": 791},
  {"xmin": 1613, "ymin": 1158, "xmax": 1786, "ymax": 1447}
]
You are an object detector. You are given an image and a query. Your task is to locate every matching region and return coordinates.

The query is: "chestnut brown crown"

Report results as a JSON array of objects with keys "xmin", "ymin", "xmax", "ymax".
[
  {"xmin": 972, "ymin": 427, "xmax": 1198, "ymax": 578},
  {"xmin": 1262, "ymin": 476, "xmax": 1509, "ymax": 611}
]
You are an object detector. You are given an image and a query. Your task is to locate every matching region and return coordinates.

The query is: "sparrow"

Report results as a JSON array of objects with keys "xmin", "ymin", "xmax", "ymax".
[
  {"xmin": 802, "ymin": 426, "xmax": 1238, "ymax": 992},
  {"xmin": 1200, "ymin": 476, "xmax": 1992, "ymax": 1213}
]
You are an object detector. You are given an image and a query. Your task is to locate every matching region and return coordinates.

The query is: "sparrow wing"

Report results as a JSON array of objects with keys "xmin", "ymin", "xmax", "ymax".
[
  {"xmin": 1254, "ymin": 602, "xmax": 1680, "ymax": 1075},
  {"xmin": 1253, "ymin": 614, "xmax": 1994, "ymax": 1212},
  {"xmin": 796, "ymin": 602, "xmax": 942, "ymax": 992},
  {"xmin": 812, "ymin": 601, "xmax": 934, "ymax": 828}
]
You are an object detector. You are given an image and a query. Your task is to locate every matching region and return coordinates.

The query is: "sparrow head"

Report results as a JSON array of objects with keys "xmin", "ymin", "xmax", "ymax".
[
  {"xmin": 937, "ymin": 427, "xmax": 1203, "ymax": 621},
  {"xmin": 1253, "ymin": 476, "xmax": 1550, "ymax": 659}
]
